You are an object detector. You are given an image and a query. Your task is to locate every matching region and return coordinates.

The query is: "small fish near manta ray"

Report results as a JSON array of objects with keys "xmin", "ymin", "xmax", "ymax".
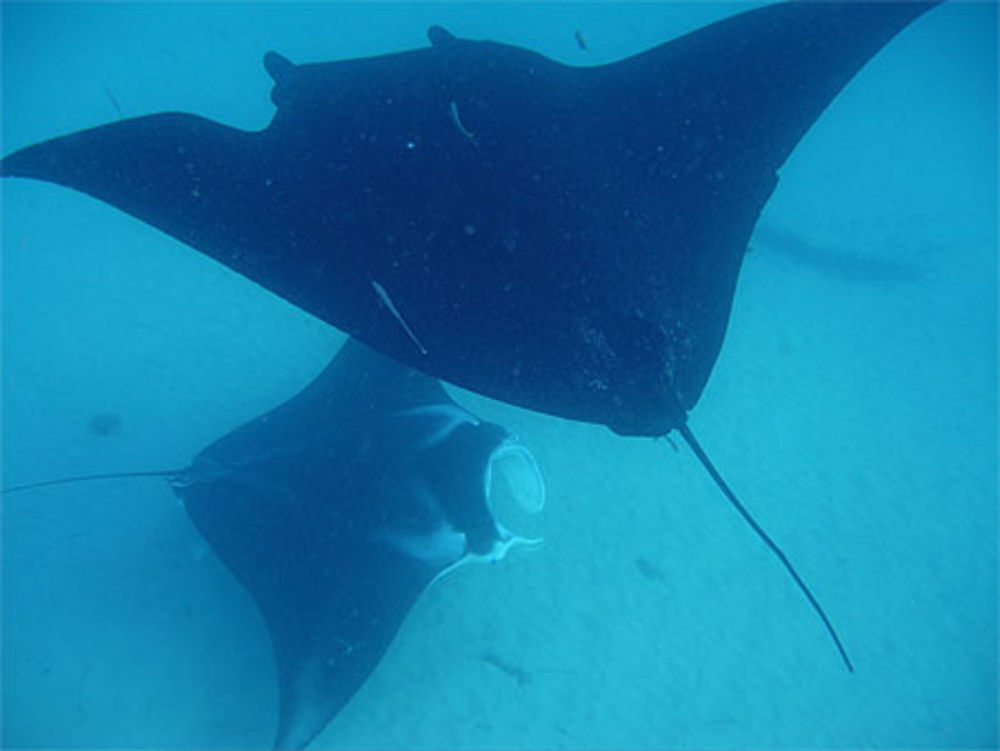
[
  {"xmin": 4, "ymin": 338, "xmax": 547, "ymax": 751},
  {"xmin": 1, "ymin": 0, "xmax": 941, "ymax": 735}
]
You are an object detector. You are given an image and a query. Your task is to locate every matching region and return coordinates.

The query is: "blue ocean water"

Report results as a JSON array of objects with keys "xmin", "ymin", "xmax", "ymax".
[{"xmin": 1, "ymin": 2, "xmax": 996, "ymax": 749}]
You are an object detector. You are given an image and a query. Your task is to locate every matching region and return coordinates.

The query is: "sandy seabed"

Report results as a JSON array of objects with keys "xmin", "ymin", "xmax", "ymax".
[{"xmin": 2, "ymin": 2, "xmax": 996, "ymax": 749}]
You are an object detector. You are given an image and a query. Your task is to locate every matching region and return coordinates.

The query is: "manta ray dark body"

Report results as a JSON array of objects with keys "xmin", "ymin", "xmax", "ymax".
[
  {"xmin": 5, "ymin": 339, "xmax": 546, "ymax": 750},
  {"xmin": 0, "ymin": 1, "xmax": 937, "ymax": 436}
]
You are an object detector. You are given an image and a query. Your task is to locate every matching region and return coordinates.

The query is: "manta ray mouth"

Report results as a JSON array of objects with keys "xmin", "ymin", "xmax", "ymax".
[{"xmin": 485, "ymin": 439, "xmax": 546, "ymax": 541}]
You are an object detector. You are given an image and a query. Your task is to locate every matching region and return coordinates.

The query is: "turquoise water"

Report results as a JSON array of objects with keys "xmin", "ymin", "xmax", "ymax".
[{"xmin": 2, "ymin": 3, "xmax": 997, "ymax": 749}]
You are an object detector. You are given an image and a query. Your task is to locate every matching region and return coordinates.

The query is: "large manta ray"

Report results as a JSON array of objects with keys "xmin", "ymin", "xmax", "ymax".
[
  {"xmin": 5, "ymin": 338, "xmax": 547, "ymax": 750},
  {"xmin": 0, "ymin": 1, "xmax": 938, "ymax": 436},
  {"xmin": 1, "ymin": 0, "xmax": 940, "ymax": 712}
]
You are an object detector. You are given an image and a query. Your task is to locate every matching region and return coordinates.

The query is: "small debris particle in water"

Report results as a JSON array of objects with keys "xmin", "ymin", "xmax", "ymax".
[
  {"xmin": 481, "ymin": 652, "xmax": 533, "ymax": 687},
  {"xmin": 103, "ymin": 87, "xmax": 124, "ymax": 117},
  {"xmin": 635, "ymin": 555, "xmax": 667, "ymax": 582},
  {"xmin": 88, "ymin": 412, "xmax": 122, "ymax": 437}
]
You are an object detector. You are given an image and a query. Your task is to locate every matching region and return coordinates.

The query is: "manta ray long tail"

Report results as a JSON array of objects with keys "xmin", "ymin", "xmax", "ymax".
[
  {"xmin": 1, "ymin": 469, "xmax": 183, "ymax": 495},
  {"xmin": 677, "ymin": 424, "xmax": 854, "ymax": 673}
]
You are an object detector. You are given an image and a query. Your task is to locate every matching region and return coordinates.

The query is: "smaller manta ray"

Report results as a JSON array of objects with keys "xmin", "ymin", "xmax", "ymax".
[{"xmin": 4, "ymin": 338, "xmax": 546, "ymax": 750}]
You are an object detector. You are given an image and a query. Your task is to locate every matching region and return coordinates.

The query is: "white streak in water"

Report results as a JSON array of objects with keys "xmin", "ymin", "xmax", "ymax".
[
  {"xmin": 396, "ymin": 404, "xmax": 479, "ymax": 449},
  {"xmin": 449, "ymin": 100, "xmax": 478, "ymax": 145},
  {"xmin": 429, "ymin": 531, "xmax": 544, "ymax": 588},
  {"xmin": 372, "ymin": 279, "xmax": 428, "ymax": 356}
]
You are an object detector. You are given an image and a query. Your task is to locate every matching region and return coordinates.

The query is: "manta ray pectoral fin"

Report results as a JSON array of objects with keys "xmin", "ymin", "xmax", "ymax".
[{"xmin": 0, "ymin": 114, "xmax": 291, "ymax": 300}]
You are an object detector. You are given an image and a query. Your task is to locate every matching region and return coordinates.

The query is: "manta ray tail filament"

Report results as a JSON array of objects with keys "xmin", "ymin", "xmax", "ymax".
[
  {"xmin": 0, "ymin": 468, "xmax": 184, "ymax": 495},
  {"xmin": 677, "ymin": 423, "xmax": 854, "ymax": 673}
]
